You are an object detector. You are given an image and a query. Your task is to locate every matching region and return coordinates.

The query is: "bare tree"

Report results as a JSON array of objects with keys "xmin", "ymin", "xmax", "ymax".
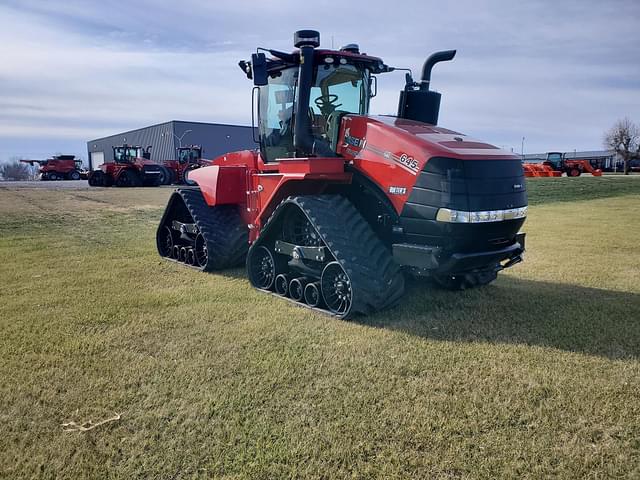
[
  {"xmin": 604, "ymin": 118, "xmax": 640, "ymax": 175},
  {"xmin": 0, "ymin": 160, "xmax": 32, "ymax": 181}
]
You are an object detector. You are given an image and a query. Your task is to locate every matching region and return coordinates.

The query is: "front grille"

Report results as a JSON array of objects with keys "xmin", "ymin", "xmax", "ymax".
[{"xmin": 399, "ymin": 157, "xmax": 527, "ymax": 251}]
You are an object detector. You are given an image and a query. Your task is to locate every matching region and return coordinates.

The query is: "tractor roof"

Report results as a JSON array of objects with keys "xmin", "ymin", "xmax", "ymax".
[{"xmin": 259, "ymin": 48, "xmax": 389, "ymax": 76}]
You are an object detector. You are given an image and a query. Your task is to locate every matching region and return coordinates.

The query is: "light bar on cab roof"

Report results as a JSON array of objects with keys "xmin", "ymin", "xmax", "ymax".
[{"xmin": 436, "ymin": 206, "xmax": 527, "ymax": 223}]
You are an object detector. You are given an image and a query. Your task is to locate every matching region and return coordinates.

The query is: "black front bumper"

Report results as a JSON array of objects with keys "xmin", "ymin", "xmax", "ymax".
[{"xmin": 393, "ymin": 232, "xmax": 525, "ymax": 275}]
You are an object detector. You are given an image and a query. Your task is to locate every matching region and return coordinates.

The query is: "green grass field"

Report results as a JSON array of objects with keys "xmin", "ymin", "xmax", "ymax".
[{"xmin": 1, "ymin": 177, "xmax": 639, "ymax": 479}]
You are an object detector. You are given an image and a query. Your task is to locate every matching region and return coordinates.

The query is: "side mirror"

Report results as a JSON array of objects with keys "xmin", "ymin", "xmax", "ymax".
[{"xmin": 251, "ymin": 53, "xmax": 268, "ymax": 86}]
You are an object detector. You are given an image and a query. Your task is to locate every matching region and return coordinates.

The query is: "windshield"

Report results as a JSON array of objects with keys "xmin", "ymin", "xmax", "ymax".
[
  {"xmin": 547, "ymin": 153, "xmax": 562, "ymax": 165},
  {"xmin": 114, "ymin": 147, "xmax": 140, "ymax": 162},
  {"xmin": 179, "ymin": 148, "xmax": 199, "ymax": 164},
  {"xmin": 310, "ymin": 64, "xmax": 369, "ymax": 117}
]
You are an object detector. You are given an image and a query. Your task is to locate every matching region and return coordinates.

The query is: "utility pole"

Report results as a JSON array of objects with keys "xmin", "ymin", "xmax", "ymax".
[{"xmin": 521, "ymin": 136, "xmax": 525, "ymax": 160}]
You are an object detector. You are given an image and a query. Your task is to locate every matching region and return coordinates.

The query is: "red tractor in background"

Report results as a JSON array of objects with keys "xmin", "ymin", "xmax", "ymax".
[
  {"xmin": 160, "ymin": 145, "xmax": 213, "ymax": 185},
  {"xmin": 523, "ymin": 152, "xmax": 602, "ymax": 177},
  {"xmin": 20, "ymin": 155, "xmax": 86, "ymax": 180},
  {"xmin": 156, "ymin": 30, "xmax": 527, "ymax": 318},
  {"xmin": 88, "ymin": 145, "xmax": 164, "ymax": 187}
]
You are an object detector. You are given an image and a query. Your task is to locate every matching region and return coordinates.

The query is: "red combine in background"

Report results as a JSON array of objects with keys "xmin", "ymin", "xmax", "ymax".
[
  {"xmin": 20, "ymin": 155, "xmax": 86, "ymax": 180},
  {"xmin": 88, "ymin": 145, "xmax": 163, "ymax": 187}
]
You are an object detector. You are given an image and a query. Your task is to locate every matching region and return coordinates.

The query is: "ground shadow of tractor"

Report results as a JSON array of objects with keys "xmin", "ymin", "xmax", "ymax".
[
  {"xmin": 217, "ymin": 268, "xmax": 640, "ymax": 360},
  {"xmin": 359, "ymin": 277, "xmax": 640, "ymax": 360}
]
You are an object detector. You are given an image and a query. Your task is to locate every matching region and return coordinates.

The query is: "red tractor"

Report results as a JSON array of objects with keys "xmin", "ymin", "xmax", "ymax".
[
  {"xmin": 156, "ymin": 30, "xmax": 527, "ymax": 318},
  {"xmin": 160, "ymin": 145, "xmax": 213, "ymax": 185},
  {"xmin": 20, "ymin": 155, "xmax": 86, "ymax": 180},
  {"xmin": 88, "ymin": 145, "xmax": 164, "ymax": 187},
  {"xmin": 543, "ymin": 152, "xmax": 602, "ymax": 177}
]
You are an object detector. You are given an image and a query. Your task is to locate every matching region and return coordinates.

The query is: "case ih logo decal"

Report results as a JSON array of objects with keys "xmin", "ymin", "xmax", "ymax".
[
  {"xmin": 344, "ymin": 134, "xmax": 364, "ymax": 148},
  {"xmin": 342, "ymin": 129, "xmax": 419, "ymax": 175}
]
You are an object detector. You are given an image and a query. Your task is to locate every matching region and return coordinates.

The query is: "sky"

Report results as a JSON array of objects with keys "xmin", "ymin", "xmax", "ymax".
[{"xmin": 0, "ymin": 0, "xmax": 638, "ymax": 162}]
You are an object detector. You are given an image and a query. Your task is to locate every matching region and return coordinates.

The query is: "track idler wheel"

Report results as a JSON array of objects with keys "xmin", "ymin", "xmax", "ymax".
[
  {"xmin": 186, "ymin": 249, "xmax": 196, "ymax": 266},
  {"xmin": 158, "ymin": 226, "xmax": 174, "ymax": 258},
  {"xmin": 304, "ymin": 282, "xmax": 322, "ymax": 308},
  {"xmin": 274, "ymin": 274, "xmax": 290, "ymax": 296},
  {"xmin": 248, "ymin": 246, "xmax": 278, "ymax": 290},
  {"xmin": 321, "ymin": 262, "xmax": 353, "ymax": 317},
  {"xmin": 172, "ymin": 246, "xmax": 180, "ymax": 259},
  {"xmin": 289, "ymin": 277, "xmax": 309, "ymax": 302}
]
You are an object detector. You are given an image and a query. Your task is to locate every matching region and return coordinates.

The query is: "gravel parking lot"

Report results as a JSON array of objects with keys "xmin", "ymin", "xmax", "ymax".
[
  {"xmin": 0, "ymin": 180, "xmax": 177, "ymax": 189},
  {"xmin": 0, "ymin": 180, "xmax": 90, "ymax": 189}
]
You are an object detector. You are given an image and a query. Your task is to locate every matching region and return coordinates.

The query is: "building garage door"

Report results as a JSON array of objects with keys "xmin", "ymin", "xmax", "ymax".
[{"xmin": 90, "ymin": 151, "xmax": 104, "ymax": 170}]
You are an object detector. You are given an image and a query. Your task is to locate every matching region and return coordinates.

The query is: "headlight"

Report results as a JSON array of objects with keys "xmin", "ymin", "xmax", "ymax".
[{"xmin": 436, "ymin": 206, "xmax": 527, "ymax": 223}]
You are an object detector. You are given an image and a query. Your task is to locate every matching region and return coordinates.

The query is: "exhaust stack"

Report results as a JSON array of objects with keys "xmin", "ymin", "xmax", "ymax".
[{"xmin": 397, "ymin": 49, "xmax": 456, "ymax": 125}]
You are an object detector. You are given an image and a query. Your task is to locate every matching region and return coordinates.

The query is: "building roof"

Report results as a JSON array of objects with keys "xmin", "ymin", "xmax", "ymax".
[{"xmin": 87, "ymin": 120, "xmax": 252, "ymax": 144}]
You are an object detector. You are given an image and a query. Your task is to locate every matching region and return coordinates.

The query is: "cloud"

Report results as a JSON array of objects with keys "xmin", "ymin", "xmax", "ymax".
[{"xmin": 0, "ymin": 0, "xmax": 639, "ymax": 161}]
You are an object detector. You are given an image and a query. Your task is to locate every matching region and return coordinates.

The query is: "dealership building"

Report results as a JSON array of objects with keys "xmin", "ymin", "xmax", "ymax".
[{"xmin": 87, "ymin": 120, "xmax": 255, "ymax": 170}]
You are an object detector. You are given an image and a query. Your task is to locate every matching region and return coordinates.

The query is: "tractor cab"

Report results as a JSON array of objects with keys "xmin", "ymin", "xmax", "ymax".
[
  {"xmin": 242, "ymin": 31, "xmax": 387, "ymax": 162},
  {"xmin": 242, "ymin": 30, "xmax": 456, "ymax": 164},
  {"xmin": 544, "ymin": 152, "xmax": 564, "ymax": 171},
  {"xmin": 113, "ymin": 145, "xmax": 151, "ymax": 164},
  {"xmin": 177, "ymin": 146, "xmax": 202, "ymax": 164}
]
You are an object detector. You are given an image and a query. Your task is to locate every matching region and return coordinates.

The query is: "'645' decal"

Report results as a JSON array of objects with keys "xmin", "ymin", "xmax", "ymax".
[
  {"xmin": 343, "ymin": 135, "xmax": 421, "ymax": 176},
  {"xmin": 398, "ymin": 154, "xmax": 419, "ymax": 173}
]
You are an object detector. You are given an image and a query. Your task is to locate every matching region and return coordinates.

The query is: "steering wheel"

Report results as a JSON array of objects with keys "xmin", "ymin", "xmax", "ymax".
[{"xmin": 314, "ymin": 94, "xmax": 342, "ymax": 115}]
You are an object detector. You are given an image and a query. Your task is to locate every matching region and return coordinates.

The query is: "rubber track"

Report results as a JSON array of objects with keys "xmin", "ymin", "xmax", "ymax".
[
  {"xmin": 250, "ymin": 195, "xmax": 405, "ymax": 318},
  {"xmin": 158, "ymin": 188, "xmax": 248, "ymax": 271}
]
